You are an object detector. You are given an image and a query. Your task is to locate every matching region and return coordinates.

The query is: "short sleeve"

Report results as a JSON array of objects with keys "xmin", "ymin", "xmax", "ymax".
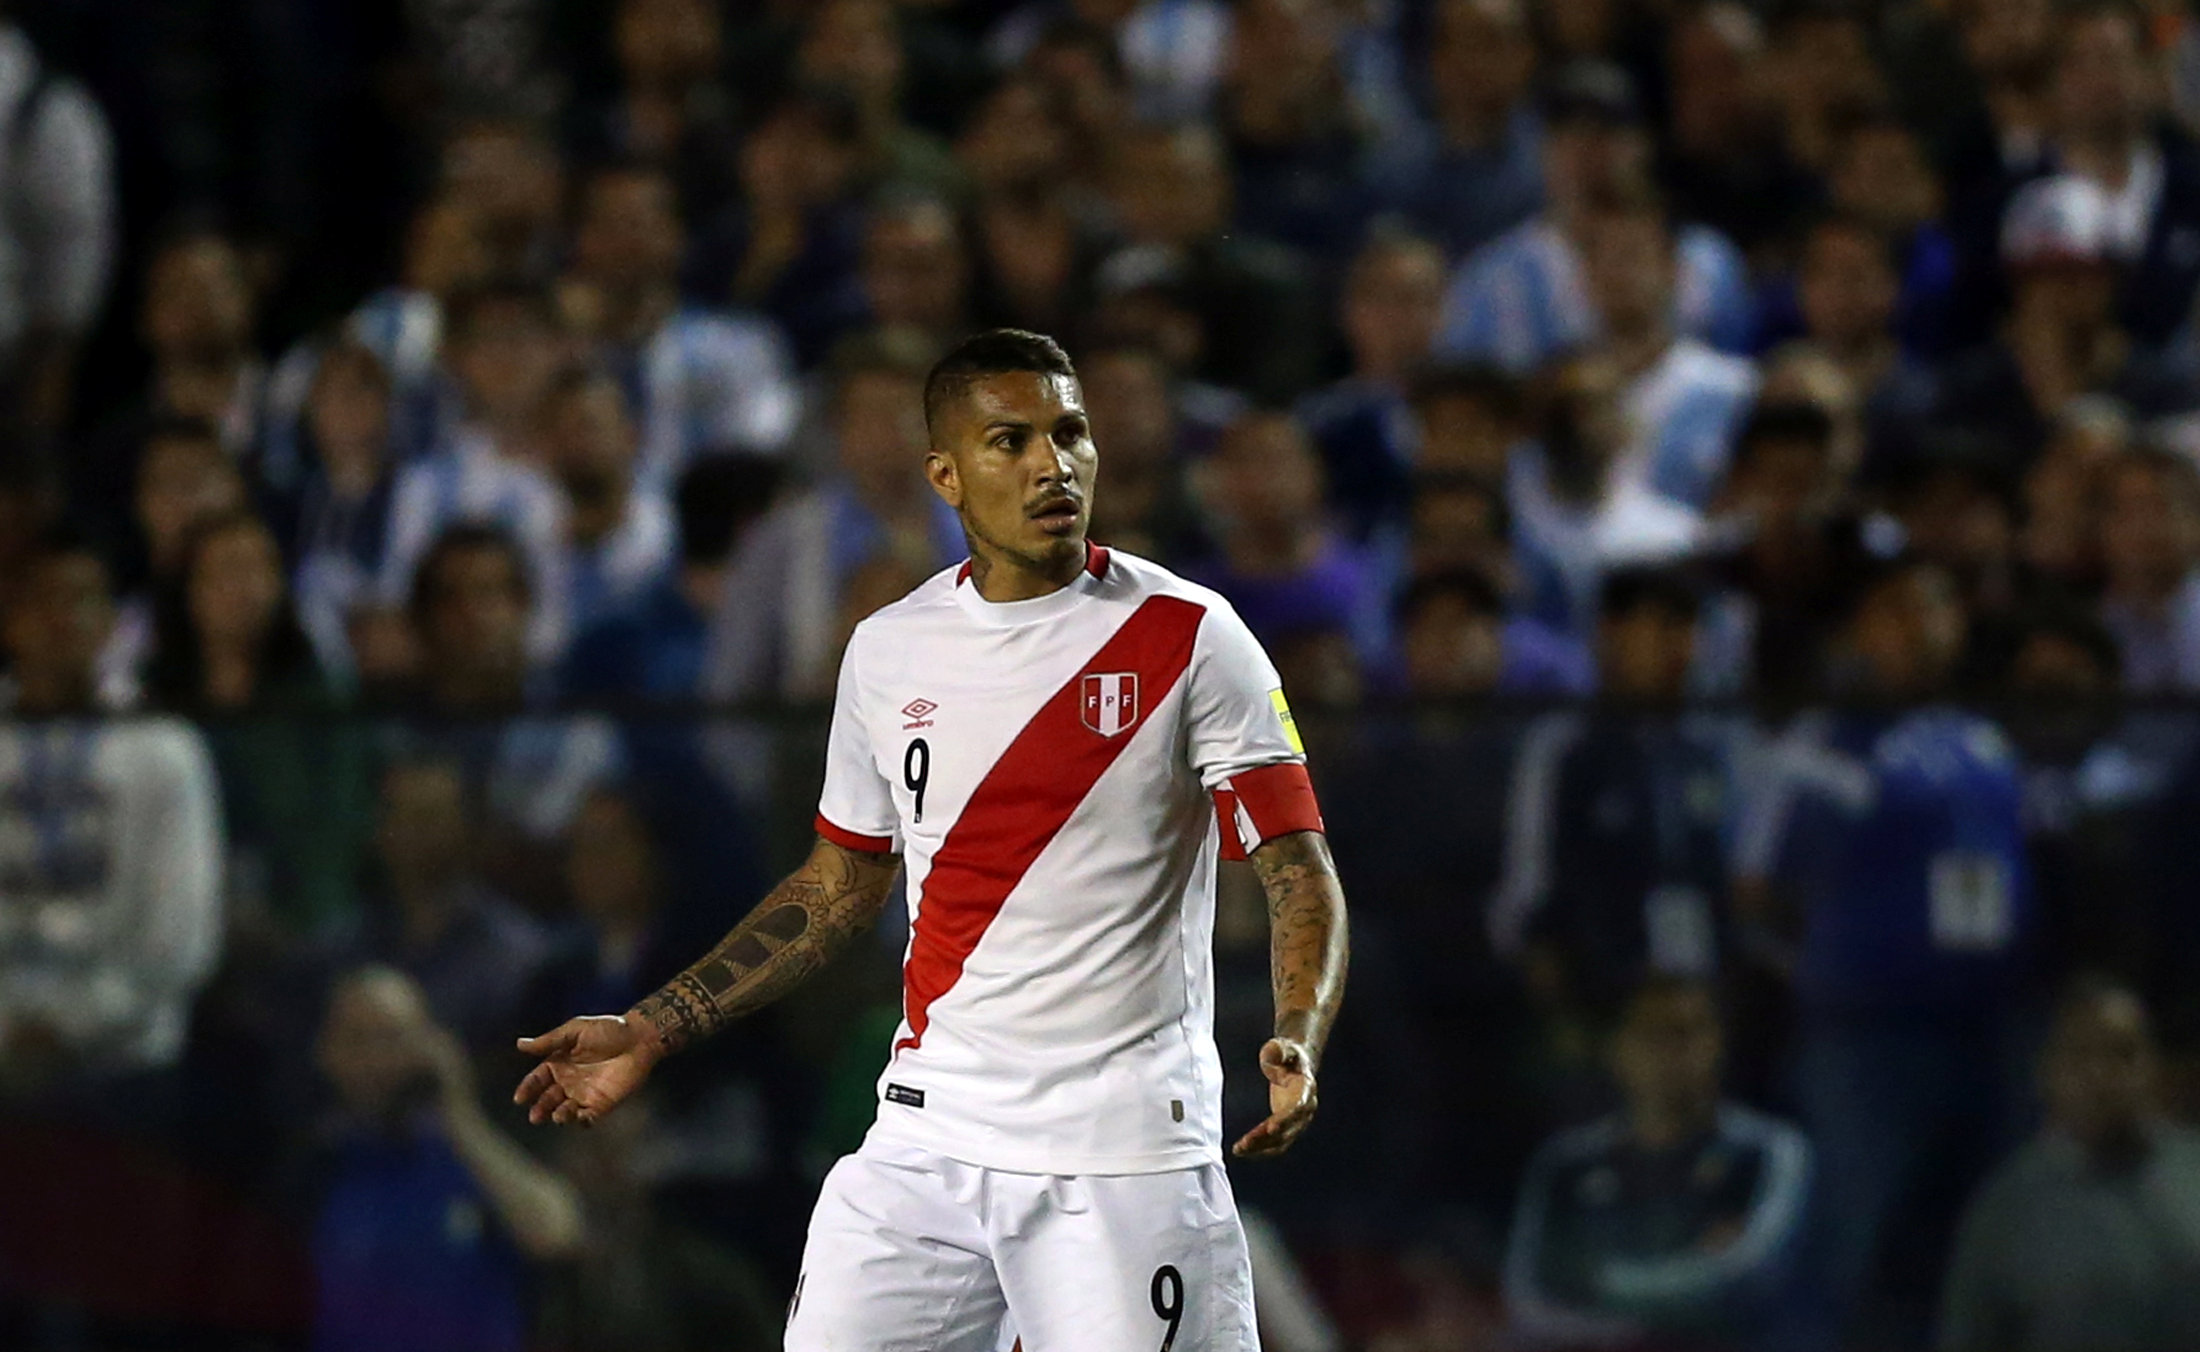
[
  {"xmin": 814, "ymin": 633, "xmax": 900, "ymax": 853},
  {"xmin": 1185, "ymin": 601, "xmax": 1323, "ymax": 853}
]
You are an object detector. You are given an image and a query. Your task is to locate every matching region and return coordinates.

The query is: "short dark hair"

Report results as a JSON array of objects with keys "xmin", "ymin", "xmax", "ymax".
[
  {"xmin": 2010, "ymin": 602, "xmax": 2124, "ymax": 683},
  {"xmin": 1411, "ymin": 468, "xmax": 1513, "ymax": 540},
  {"xmin": 922, "ymin": 328, "xmax": 1077, "ymax": 442},
  {"xmin": 1733, "ymin": 400, "xmax": 1837, "ymax": 471},
  {"xmin": 1398, "ymin": 567, "xmax": 1505, "ymax": 624},
  {"xmin": 1600, "ymin": 566, "xmax": 1701, "ymax": 623},
  {"xmin": 444, "ymin": 279, "xmax": 560, "ymax": 343},
  {"xmin": 407, "ymin": 523, "xmax": 532, "ymax": 625},
  {"xmin": 1408, "ymin": 362, "xmax": 1523, "ymax": 423}
]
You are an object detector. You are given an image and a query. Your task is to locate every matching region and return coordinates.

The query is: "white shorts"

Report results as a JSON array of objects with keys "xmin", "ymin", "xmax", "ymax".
[{"xmin": 784, "ymin": 1141, "xmax": 1258, "ymax": 1352}]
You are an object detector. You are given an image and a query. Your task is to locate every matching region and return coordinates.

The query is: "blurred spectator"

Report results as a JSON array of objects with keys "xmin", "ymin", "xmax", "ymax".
[
  {"xmin": 308, "ymin": 966, "xmax": 580, "ymax": 1352},
  {"xmin": 1491, "ymin": 570, "xmax": 1731, "ymax": 1071},
  {"xmin": 1436, "ymin": 61, "xmax": 1753, "ymax": 374},
  {"xmin": 1823, "ymin": 112, "xmax": 1958, "ymax": 359},
  {"xmin": 1738, "ymin": 557, "xmax": 2033, "ymax": 1349},
  {"xmin": 1787, "ymin": 215, "xmax": 1922, "ymax": 454},
  {"xmin": 1765, "ymin": 3, "xmax": 1891, "ymax": 180},
  {"xmin": 990, "ymin": 0, "xmax": 1233, "ymax": 125},
  {"xmin": 1297, "ymin": 231, "xmax": 1447, "ymax": 543},
  {"xmin": 1219, "ymin": 0, "xmax": 1373, "ymax": 261},
  {"xmin": 1698, "ymin": 401, "xmax": 1868, "ymax": 699},
  {"xmin": 147, "ymin": 509, "xmax": 372, "ymax": 938},
  {"xmin": 1366, "ymin": 0, "xmax": 1541, "ymax": 263},
  {"xmin": 1940, "ymin": 980, "xmax": 2200, "ymax": 1352},
  {"xmin": 584, "ymin": 0, "xmax": 744, "ymax": 228},
  {"xmin": 438, "ymin": 117, "xmax": 567, "ymax": 282},
  {"xmin": 1407, "ymin": 469, "xmax": 1515, "ymax": 593},
  {"xmin": 957, "ymin": 72, "xmax": 1071, "ymax": 201},
  {"xmin": 717, "ymin": 86, "xmax": 870, "ymax": 363},
  {"xmin": 1917, "ymin": 176, "xmax": 2200, "ymax": 473},
  {"xmin": 1658, "ymin": 3, "xmax": 1818, "ymax": 258},
  {"xmin": 1078, "ymin": 341, "xmax": 1204, "ymax": 563},
  {"xmin": 1509, "ymin": 354, "xmax": 1704, "ymax": 643},
  {"xmin": 970, "ymin": 180, "xmax": 1097, "ymax": 337},
  {"xmin": 0, "ymin": 533, "xmax": 221, "ymax": 1094},
  {"xmin": 382, "ymin": 282, "xmax": 572, "ymax": 660},
  {"xmin": 1879, "ymin": 448, "xmax": 2023, "ymax": 655},
  {"xmin": 348, "ymin": 756, "xmax": 555, "ymax": 1053},
  {"xmin": 563, "ymin": 455, "xmax": 783, "ymax": 702},
  {"xmin": 104, "ymin": 419, "xmax": 250, "ymax": 697},
  {"xmin": 857, "ymin": 189, "xmax": 973, "ymax": 350},
  {"xmin": 538, "ymin": 366, "xmax": 676, "ymax": 639},
  {"xmin": 534, "ymin": 788, "xmax": 688, "ymax": 1018},
  {"xmin": 795, "ymin": 0, "xmax": 960, "ymax": 195},
  {"xmin": 1578, "ymin": 188, "xmax": 1758, "ymax": 514},
  {"xmin": 1503, "ymin": 977, "xmax": 1815, "ymax": 1352},
  {"xmin": 1102, "ymin": 121, "xmax": 1321, "ymax": 402},
  {"xmin": 708, "ymin": 329, "xmax": 961, "ymax": 702},
  {"xmin": 1396, "ymin": 567, "xmax": 1590, "ymax": 701},
  {"xmin": 0, "ymin": 14, "xmax": 115, "ymax": 439},
  {"xmin": 2096, "ymin": 446, "xmax": 2200, "ymax": 693},
  {"xmin": 1186, "ymin": 409, "xmax": 1388, "ymax": 672},
  {"xmin": 567, "ymin": 161, "xmax": 799, "ymax": 486}
]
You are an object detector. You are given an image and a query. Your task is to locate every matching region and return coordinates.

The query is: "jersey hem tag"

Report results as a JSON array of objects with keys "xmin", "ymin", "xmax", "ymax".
[{"xmin": 884, "ymin": 1083, "xmax": 927, "ymax": 1108}]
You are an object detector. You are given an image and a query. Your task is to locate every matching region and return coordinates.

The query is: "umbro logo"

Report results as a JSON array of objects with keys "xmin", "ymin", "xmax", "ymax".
[{"xmin": 902, "ymin": 698, "xmax": 938, "ymax": 730}]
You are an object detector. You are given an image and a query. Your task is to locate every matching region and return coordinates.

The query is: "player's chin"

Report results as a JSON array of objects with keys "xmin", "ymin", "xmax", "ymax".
[{"xmin": 1025, "ymin": 517, "xmax": 1088, "ymax": 554}]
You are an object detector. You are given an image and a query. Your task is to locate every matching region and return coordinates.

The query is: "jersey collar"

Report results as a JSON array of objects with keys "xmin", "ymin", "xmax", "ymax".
[{"xmin": 952, "ymin": 543, "xmax": 1112, "ymax": 627}]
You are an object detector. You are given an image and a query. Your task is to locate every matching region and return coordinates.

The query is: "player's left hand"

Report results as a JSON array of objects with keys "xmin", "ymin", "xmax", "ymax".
[{"xmin": 1232, "ymin": 1036, "xmax": 1318, "ymax": 1158}]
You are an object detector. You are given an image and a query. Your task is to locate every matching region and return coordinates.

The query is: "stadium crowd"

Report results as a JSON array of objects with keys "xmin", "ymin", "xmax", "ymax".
[{"xmin": 12, "ymin": 0, "xmax": 2200, "ymax": 1348}]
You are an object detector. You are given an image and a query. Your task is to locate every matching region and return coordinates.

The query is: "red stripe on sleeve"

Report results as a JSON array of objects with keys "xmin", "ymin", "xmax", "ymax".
[
  {"xmin": 1212, "ymin": 789, "xmax": 1248, "ymax": 861},
  {"xmin": 896, "ymin": 595, "xmax": 1206, "ymax": 1053},
  {"xmin": 1226, "ymin": 762, "xmax": 1324, "ymax": 845},
  {"xmin": 814, "ymin": 813, "xmax": 895, "ymax": 855}
]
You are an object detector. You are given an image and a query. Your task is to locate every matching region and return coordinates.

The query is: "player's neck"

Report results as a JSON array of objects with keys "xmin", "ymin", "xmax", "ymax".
[{"xmin": 967, "ymin": 541, "xmax": 1085, "ymax": 604}]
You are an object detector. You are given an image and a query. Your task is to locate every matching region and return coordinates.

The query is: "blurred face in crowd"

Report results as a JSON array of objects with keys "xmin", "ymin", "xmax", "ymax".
[
  {"xmin": 1599, "ymin": 597, "xmax": 1697, "ymax": 701},
  {"xmin": 1832, "ymin": 123, "xmax": 1943, "ymax": 236},
  {"xmin": 1080, "ymin": 348, "xmax": 1175, "ymax": 474},
  {"xmin": 575, "ymin": 170, "xmax": 685, "ymax": 295},
  {"xmin": 137, "ymin": 434, "xmax": 245, "ymax": 576},
  {"xmin": 1416, "ymin": 392, "xmax": 1515, "ymax": 480},
  {"xmin": 925, "ymin": 369, "xmax": 1096, "ymax": 580},
  {"xmin": 2, "ymin": 551, "xmax": 114, "ymax": 697},
  {"xmin": 317, "ymin": 968, "xmax": 439, "ymax": 1121},
  {"xmin": 742, "ymin": 100, "xmax": 861, "ymax": 212},
  {"xmin": 836, "ymin": 367, "xmax": 930, "ymax": 505},
  {"xmin": 420, "ymin": 541, "xmax": 531, "ymax": 693},
  {"xmin": 616, "ymin": 0, "xmax": 721, "ymax": 88},
  {"xmin": 376, "ymin": 762, "xmax": 471, "ymax": 891},
  {"xmin": 1611, "ymin": 983, "xmax": 1724, "ymax": 1134},
  {"xmin": 1543, "ymin": 0, "xmax": 1619, "ymax": 61},
  {"xmin": 1272, "ymin": 629, "xmax": 1362, "ymax": 712},
  {"xmin": 1897, "ymin": 469, "xmax": 2015, "ymax": 584},
  {"xmin": 1225, "ymin": 0, "xmax": 1340, "ymax": 143},
  {"xmin": 403, "ymin": 199, "xmax": 492, "ymax": 300},
  {"xmin": 308, "ymin": 346, "xmax": 393, "ymax": 494},
  {"xmin": 442, "ymin": 122, "xmax": 564, "ymax": 242},
  {"xmin": 449, "ymin": 297, "xmax": 565, "ymax": 428},
  {"xmin": 1727, "ymin": 434, "xmax": 1833, "ymax": 527},
  {"xmin": 567, "ymin": 791, "xmax": 658, "ymax": 932},
  {"xmin": 1207, "ymin": 413, "xmax": 1323, "ymax": 540},
  {"xmin": 2099, "ymin": 456, "xmax": 2200, "ymax": 598},
  {"xmin": 2012, "ymin": 628, "xmax": 2116, "ymax": 699},
  {"xmin": 863, "ymin": 200, "xmax": 969, "ymax": 332},
  {"xmin": 1109, "ymin": 126, "xmax": 1232, "ymax": 248},
  {"xmin": 1580, "ymin": 205, "xmax": 1674, "ymax": 338},
  {"xmin": 1410, "ymin": 478, "xmax": 1510, "ymax": 578},
  {"xmin": 799, "ymin": 0, "xmax": 903, "ymax": 107},
  {"xmin": 1342, "ymin": 238, "xmax": 1445, "ymax": 382},
  {"xmin": 1799, "ymin": 222, "xmax": 1900, "ymax": 351},
  {"xmin": 187, "ymin": 517, "xmax": 285, "ymax": 654},
  {"xmin": 2055, "ymin": 9, "xmax": 2151, "ymax": 144},
  {"xmin": 542, "ymin": 377, "xmax": 638, "ymax": 507},
  {"xmin": 958, "ymin": 78, "xmax": 1069, "ymax": 194},
  {"xmin": 143, "ymin": 235, "xmax": 253, "ymax": 363},
  {"xmin": 1850, "ymin": 563, "xmax": 1967, "ymax": 696},
  {"xmin": 1543, "ymin": 118, "xmax": 1653, "ymax": 219},
  {"xmin": 1543, "ymin": 354, "xmax": 1628, "ymax": 496},
  {"xmin": 1402, "ymin": 585, "xmax": 1505, "ymax": 698},
  {"xmin": 2012, "ymin": 259, "xmax": 2119, "ymax": 335},
  {"xmin": 2044, "ymin": 987, "xmax": 2158, "ymax": 1157},
  {"xmin": 2021, "ymin": 453, "xmax": 2101, "ymax": 587},
  {"xmin": 1428, "ymin": 0, "xmax": 1535, "ymax": 132},
  {"xmin": 1667, "ymin": 4, "xmax": 1764, "ymax": 152},
  {"xmin": 1959, "ymin": 0, "xmax": 2056, "ymax": 86}
]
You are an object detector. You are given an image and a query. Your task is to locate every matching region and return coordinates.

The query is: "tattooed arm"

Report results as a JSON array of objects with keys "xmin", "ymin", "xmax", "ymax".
[
  {"xmin": 514, "ymin": 836, "xmax": 901, "ymax": 1126},
  {"xmin": 1231, "ymin": 829, "xmax": 1350, "ymax": 1159}
]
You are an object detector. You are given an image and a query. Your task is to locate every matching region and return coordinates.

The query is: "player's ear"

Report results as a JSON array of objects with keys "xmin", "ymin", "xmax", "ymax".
[{"xmin": 924, "ymin": 446, "xmax": 963, "ymax": 509}]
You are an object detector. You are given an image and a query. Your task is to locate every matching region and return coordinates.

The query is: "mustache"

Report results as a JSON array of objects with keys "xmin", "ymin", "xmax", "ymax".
[{"xmin": 1024, "ymin": 490, "xmax": 1085, "ymax": 517}]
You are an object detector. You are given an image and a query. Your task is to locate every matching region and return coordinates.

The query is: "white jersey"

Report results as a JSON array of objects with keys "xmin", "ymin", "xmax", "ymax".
[{"xmin": 815, "ymin": 546, "xmax": 1321, "ymax": 1175}]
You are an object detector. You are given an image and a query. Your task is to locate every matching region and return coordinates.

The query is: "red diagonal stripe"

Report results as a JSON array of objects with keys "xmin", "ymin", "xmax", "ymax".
[{"xmin": 896, "ymin": 594, "xmax": 1206, "ymax": 1052}]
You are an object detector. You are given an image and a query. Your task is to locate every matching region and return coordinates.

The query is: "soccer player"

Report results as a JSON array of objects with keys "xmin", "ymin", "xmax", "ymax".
[{"xmin": 514, "ymin": 329, "xmax": 1350, "ymax": 1349}]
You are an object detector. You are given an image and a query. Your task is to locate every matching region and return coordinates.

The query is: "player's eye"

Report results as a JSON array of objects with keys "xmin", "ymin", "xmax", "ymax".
[{"xmin": 1054, "ymin": 420, "xmax": 1087, "ymax": 448}]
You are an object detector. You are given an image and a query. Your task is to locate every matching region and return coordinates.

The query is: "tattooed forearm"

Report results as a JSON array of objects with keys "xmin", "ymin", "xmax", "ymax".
[
  {"xmin": 1248, "ymin": 829, "xmax": 1350, "ymax": 1064},
  {"xmin": 630, "ymin": 837, "xmax": 900, "ymax": 1053}
]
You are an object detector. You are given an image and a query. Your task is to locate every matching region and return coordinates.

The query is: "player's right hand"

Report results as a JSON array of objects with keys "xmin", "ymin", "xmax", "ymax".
[{"xmin": 514, "ymin": 1013, "xmax": 664, "ymax": 1126}]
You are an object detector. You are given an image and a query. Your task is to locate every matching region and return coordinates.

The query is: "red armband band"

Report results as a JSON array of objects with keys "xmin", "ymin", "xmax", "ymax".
[
  {"xmin": 1224, "ymin": 762, "xmax": 1324, "ymax": 848},
  {"xmin": 1212, "ymin": 790, "xmax": 1249, "ymax": 861},
  {"xmin": 814, "ymin": 812, "xmax": 894, "ymax": 854}
]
